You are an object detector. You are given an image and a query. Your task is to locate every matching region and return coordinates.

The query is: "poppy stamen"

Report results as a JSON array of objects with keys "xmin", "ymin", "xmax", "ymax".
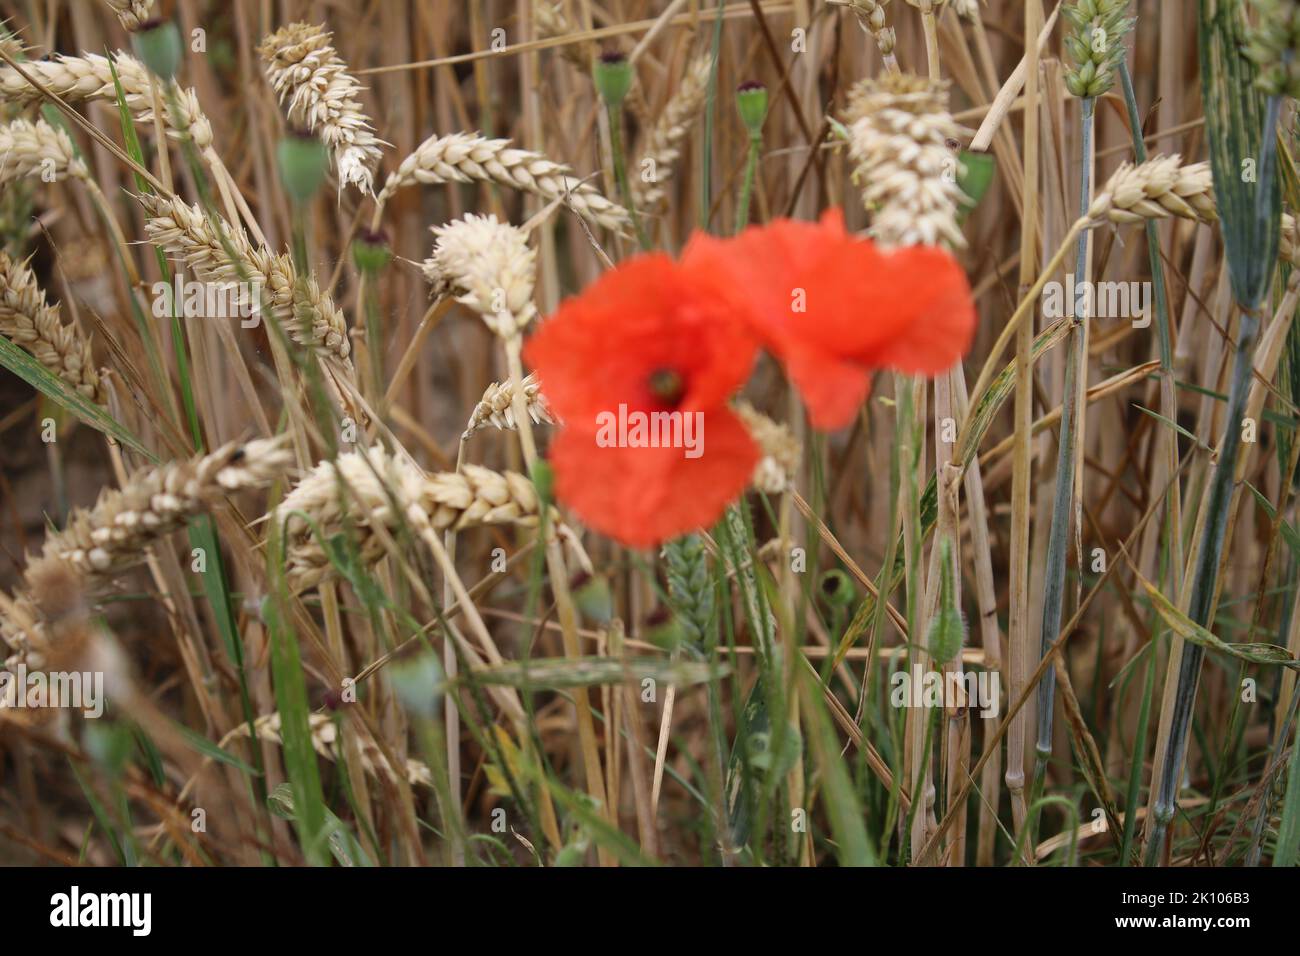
[{"xmin": 648, "ymin": 368, "xmax": 685, "ymax": 406}]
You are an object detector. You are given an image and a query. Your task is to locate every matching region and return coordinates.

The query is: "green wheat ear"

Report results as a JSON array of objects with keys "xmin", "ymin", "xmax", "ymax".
[
  {"xmin": 1062, "ymin": 0, "xmax": 1135, "ymax": 98},
  {"xmin": 1246, "ymin": 0, "xmax": 1300, "ymax": 97}
]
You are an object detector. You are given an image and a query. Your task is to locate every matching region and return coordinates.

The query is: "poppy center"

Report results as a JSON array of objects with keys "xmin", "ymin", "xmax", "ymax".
[{"xmin": 647, "ymin": 367, "xmax": 685, "ymax": 407}]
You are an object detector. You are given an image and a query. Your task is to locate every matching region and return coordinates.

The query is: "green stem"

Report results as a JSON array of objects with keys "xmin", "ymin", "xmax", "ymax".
[
  {"xmin": 735, "ymin": 134, "xmax": 761, "ymax": 233},
  {"xmin": 606, "ymin": 102, "xmax": 649, "ymax": 250}
]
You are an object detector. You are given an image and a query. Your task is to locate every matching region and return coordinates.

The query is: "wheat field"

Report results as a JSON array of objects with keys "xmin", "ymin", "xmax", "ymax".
[{"xmin": 0, "ymin": 0, "xmax": 1294, "ymax": 870}]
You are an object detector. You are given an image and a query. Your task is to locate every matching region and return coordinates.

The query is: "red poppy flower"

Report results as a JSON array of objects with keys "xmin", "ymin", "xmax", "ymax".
[
  {"xmin": 681, "ymin": 208, "xmax": 976, "ymax": 430},
  {"xmin": 523, "ymin": 254, "xmax": 759, "ymax": 548}
]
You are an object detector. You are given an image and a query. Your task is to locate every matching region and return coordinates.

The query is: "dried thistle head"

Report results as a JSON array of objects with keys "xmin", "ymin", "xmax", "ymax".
[
  {"xmin": 843, "ymin": 73, "xmax": 970, "ymax": 248},
  {"xmin": 1246, "ymin": 0, "xmax": 1300, "ymax": 98},
  {"xmin": 423, "ymin": 214, "xmax": 537, "ymax": 338},
  {"xmin": 259, "ymin": 22, "xmax": 385, "ymax": 195},
  {"xmin": 1062, "ymin": 0, "xmax": 1134, "ymax": 98}
]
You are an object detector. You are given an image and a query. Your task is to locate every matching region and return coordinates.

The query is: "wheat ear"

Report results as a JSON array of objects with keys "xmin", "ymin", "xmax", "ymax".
[
  {"xmin": 632, "ymin": 54, "xmax": 712, "ymax": 211},
  {"xmin": 0, "ymin": 250, "xmax": 102, "ymax": 402},
  {"xmin": 259, "ymin": 22, "xmax": 385, "ymax": 196},
  {"xmin": 375, "ymin": 131, "xmax": 630, "ymax": 232},
  {"xmin": 104, "ymin": 0, "xmax": 154, "ymax": 31},
  {"xmin": 844, "ymin": 72, "xmax": 971, "ymax": 248},
  {"xmin": 139, "ymin": 191, "xmax": 351, "ymax": 363},
  {"xmin": 1086, "ymin": 153, "xmax": 1217, "ymax": 226},
  {"xmin": 274, "ymin": 444, "xmax": 540, "ymax": 590},
  {"xmin": 464, "ymin": 373, "xmax": 556, "ymax": 438},
  {"xmin": 423, "ymin": 213, "xmax": 537, "ymax": 337},
  {"xmin": 0, "ymin": 117, "xmax": 88, "ymax": 186},
  {"xmin": 736, "ymin": 401, "xmax": 801, "ymax": 494},
  {"xmin": 0, "ymin": 52, "xmax": 213, "ymax": 148}
]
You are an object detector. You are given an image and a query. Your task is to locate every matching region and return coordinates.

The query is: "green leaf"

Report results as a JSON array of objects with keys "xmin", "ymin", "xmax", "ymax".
[
  {"xmin": 473, "ymin": 656, "xmax": 726, "ymax": 690},
  {"xmin": 1138, "ymin": 573, "xmax": 1300, "ymax": 669},
  {"xmin": 0, "ymin": 336, "xmax": 153, "ymax": 458}
]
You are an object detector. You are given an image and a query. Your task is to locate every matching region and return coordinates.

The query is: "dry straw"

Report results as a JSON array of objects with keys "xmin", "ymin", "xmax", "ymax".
[
  {"xmin": 844, "ymin": 72, "xmax": 970, "ymax": 247},
  {"xmin": 259, "ymin": 22, "xmax": 385, "ymax": 196},
  {"xmin": 140, "ymin": 192, "xmax": 351, "ymax": 362},
  {"xmin": 375, "ymin": 131, "xmax": 630, "ymax": 232},
  {"xmin": 464, "ymin": 373, "xmax": 556, "ymax": 438},
  {"xmin": 0, "ymin": 250, "xmax": 102, "ymax": 403},
  {"xmin": 0, "ymin": 53, "xmax": 213, "ymax": 148},
  {"xmin": 633, "ymin": 54, "xmax": 712, "ymax": 210},
  {"xmin": 423, "ymin": 213, "xmax": 537, "ymax": 338},
  {"xmin": 274, "ymin": 444, "xmax": 540, "ymax": 590}
]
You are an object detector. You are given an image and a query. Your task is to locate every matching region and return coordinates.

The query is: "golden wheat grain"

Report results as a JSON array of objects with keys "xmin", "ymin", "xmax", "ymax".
[
  {"xmin": 140, "ymin": 192, "xmax": 351, "ymax": 362},
  {"xmin": 844, "ymin": 73, "xmax": 969, "ymax": 247},
  {"xmin": 241, "ymin": 712, "xmax": 434, "ymax": 789},
  {"xmin": 376, "ymin": 131, "xmax": 630, "ymax": 232},
  {"xmin": 423, "ymin": 213, "xmax": 537, "ymax": 337},
  {"xmin": 0, "ymin": 53, "xmax": 213, "ymax": 148},
  {"xmin": 274, "ymin": 444, "xmax": 540, "ymax": 590},
  {"xmin": 464, "ymin": 373, "xmax": 556, "ymax": 438},
  {"xmin": 0, "ymin": 250, "xmax": 101, "ymax": 402},
  {"xmin": 259, "ymin": 22, "xmax": 385, "ymax": 196}
]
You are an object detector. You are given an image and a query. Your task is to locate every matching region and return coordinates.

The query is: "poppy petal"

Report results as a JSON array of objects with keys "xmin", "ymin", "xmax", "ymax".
[{"xmin": 548, "ymin": 408, "xmax": 758, "ymax": 549}]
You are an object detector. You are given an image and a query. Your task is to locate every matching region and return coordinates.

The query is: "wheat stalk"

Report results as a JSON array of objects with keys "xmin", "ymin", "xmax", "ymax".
[
  {"xmin": 375, "ymin": 131, "xmax": 630, "ymax": 232},
  {"xmin": 844, "ymin": 73, "xmax": 970, "ymax": 247},
  {"xmin": 140, "ymin": 191, "xmax": 351, "ymax": 362},
  {"xmin": 632, "ymin": 54, "xmax": 711, "ymax": 210},
  {"xmin": 274, "ymin": 444, "xmax": 540, "ymax": 590},
  {"xmin": 464, "ymin": 372, "xmax": 556, "ymax": 438},
  {"xmin": 0, "ymin": 250, "xmax": 102, "ymax": 402},
  {"xmin": 259, "ymin": 22, "xmax": 385, "ymax": 196},
  {"xmin": 104, "ymin": 0, "xmax": 154, "ymax": 32},
  {"xmin": 423, "ymin": 213, "xmax": 537, "ymax": 337},
  {"xmin": 0, "ymin": 52, "xmax": 213, "ymax": 148}
]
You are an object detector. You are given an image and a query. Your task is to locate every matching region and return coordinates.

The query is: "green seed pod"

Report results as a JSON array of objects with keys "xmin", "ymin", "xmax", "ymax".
[
  {"xmin": 644, "ymin": 606, "xmax": 687, "ymax": 651},
  {"xmin": 571, "ymin": 572, "xmax": 614, "ymax": 624},
  {"xmin": 735, "ymin": 80, "xmax": 769, "ymax": 138},
  {"xmin": 388, "ymin": 647, "xmax": 444, "ymax": 720},
  {"xmin": 351, "ymin": 230, "xmax": 392, "ymax": 273},
  {"xmin": 925, "ymin": 539, "xmax": 966, "ymax": 664},
  {"xmin": 131, "ymin": 19, "xmax": 183, "ymax": 81},
  {"xmin": 818, "ymin": 568, "xmax": 856, "ymax": 608},
  {"xmin": 594, "ymin": 50, "xmax": 633, "ymax": 108},
  {"xmin": 277, "ymin": 132, "xmax": 330, "ymax": 205}
]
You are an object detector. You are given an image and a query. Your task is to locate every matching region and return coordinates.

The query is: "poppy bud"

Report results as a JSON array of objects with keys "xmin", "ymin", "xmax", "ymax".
[
  {"xmin": 277, "ymin": 131, "xmax": 330, "ymax": 205},
  {"xmin": 594, "ymin": 50, "xmax": 633, "ymax": 108},
  {"xmin": 131, "ymin": 19, "xmax": 183, "ymax": 81},
  {"xmin": 352, "ymin": 229, "xmax": 392, "ymax": 273},
  {"xmin": 736, "ymin": 81, "xmax": 768, "ymax": 138}
]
